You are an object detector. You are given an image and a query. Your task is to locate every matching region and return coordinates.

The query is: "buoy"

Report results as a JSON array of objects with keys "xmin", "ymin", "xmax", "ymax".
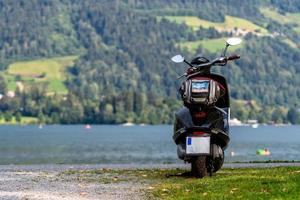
[
  {"xmin": 85, "ymin": 124, "xmax": 91, "ymax": 129},
  {"xmin": 256, "ymin": 149, "xmax": 270, "ymax": 156}
]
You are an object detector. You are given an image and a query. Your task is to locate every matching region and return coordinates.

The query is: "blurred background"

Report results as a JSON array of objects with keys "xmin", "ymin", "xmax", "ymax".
[{"xmin": 0, "ymin": 0, "xmax": 300, "ymax": 125}]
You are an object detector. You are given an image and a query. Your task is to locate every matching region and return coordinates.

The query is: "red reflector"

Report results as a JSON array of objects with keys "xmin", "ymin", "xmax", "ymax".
[
  {"xmin": 194, "ymin": 112, "xmax": 206, "ymax": 118},
  {"xmin": 194, "ymin": 132, "xmax": 206, "ymax": 135}
]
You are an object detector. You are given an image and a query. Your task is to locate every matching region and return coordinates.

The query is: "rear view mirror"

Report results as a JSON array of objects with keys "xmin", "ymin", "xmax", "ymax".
[
  {"xmin": 226, "ymin": 38, "xmax": 242, "ymax": 46},
  {"xmin": 171, "ymin": 55, "xmax": 185, "ymax": 63},
  {"xmin": 222, "ymin": 37, "xmax": 242, "ymax": 56}
]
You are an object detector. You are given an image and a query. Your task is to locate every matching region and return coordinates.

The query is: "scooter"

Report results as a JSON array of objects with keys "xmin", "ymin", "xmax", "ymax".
[{"xmin": 171, "ymin": 38, "xmax": 242, "ymax": 178}]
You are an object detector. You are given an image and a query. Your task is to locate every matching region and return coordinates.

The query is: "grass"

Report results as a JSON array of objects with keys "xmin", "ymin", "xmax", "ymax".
[
  {"xmin": 261, "ymin": 8, "xmax": 300, "ymax": 26},
  {"xmin": 163, "ymin": 15, "xmax": 265, "ymax": 53},
  {"xmin": 180, "ymin": 38, "xmax": 226, "ymax": 53},
  {"xmin": 0, "ymin": 116, "xmax": 38, "ymax": 124},
  {"xmin": 282, "ymin": 38, "xmax": 298, "ymax": 49},
  {"xmin": 47, "ymin": 79, "xmax": 68, "ymax": 94},
  {"xmin": 3, "ymin": 55, "xmax": 78, "ymax": 94},
  {"xmin": 61, "ymin": 167, "xmax": 300, "ymax": 200},
  {"xmin": 179, "ymin": 37, "xmax": 242, "ymax": 53},
  {"xmin": 293, "ymin": 26, "xmax": 300, "ymax": 33},
  {"xmin": 261, "ymin": 8, "xmax": 300, "ymax": 34},
  {"xmin": 162, "ymin": 15, "xmax": 268, "ymax": 34},
  {"xmin": 150, "ymin": 167, "xmax": 300, "ymax": 199}
]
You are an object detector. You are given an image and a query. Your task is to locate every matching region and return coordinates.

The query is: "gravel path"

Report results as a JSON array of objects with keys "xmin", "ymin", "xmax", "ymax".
[
  {"xmin": 1, "ymin": 163, "xmax": 300, "ymax": 200},
  {"xmin": 0, "ymin": 165, "xmax": 148, "ymax": 200}
]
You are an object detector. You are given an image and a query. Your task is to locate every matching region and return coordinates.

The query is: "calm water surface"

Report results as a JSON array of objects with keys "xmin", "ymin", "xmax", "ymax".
[{"xmin": 0, "ymin": 125, "xmax": 299, "ymax": 165}]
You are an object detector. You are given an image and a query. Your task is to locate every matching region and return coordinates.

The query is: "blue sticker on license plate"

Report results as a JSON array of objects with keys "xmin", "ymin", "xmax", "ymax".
[{"xmin": 187, "ymin": 137, "xmax": 192, "ymax": 145}]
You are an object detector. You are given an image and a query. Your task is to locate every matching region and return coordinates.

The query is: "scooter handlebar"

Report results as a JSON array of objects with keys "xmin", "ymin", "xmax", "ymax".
[
  {"xmin": 227, "ymin": 54, "xmax": 240, "ymax": 61},
  {"xmin": 181, "ymin": 55, "xmax": 241, "ymax": 79}
]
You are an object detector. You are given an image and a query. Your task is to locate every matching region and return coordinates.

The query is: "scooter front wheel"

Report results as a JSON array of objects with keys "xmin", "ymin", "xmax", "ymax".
[{"xmin": 191, "ymin": 155, "xmax": 207, "ymax": 178}]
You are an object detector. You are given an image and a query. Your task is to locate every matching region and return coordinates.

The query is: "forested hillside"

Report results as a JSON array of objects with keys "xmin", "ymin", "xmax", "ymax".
[{"xmin": 0, "ymin": 0, "xmax": 299, "ymax": 124}]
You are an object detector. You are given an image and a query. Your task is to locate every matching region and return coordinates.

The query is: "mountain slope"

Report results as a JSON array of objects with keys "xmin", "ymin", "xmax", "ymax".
[{"xmin": 0, "ymin": 0, "xmax": 299, "ymax": 124}]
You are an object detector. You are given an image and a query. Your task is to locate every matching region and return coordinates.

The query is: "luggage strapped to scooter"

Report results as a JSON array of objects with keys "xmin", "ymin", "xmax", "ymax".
[{"xmin": 180, "ymin": 77, "xmax": 225, "ymax": 106}]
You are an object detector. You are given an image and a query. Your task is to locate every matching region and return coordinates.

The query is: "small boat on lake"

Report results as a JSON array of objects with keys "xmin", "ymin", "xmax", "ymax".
[
  {"xmin": 121, "ymin": 122, "xmax": 135, "ymax": 126},
  {"xmin": 85, "ymin": 124, "xmax": 91, "ymax": 129}
]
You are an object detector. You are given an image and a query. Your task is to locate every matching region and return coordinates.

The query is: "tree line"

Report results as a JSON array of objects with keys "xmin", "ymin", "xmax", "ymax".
[{"xmin": 0, "ymin": 0, "xmax": 300, "ymax": 124}]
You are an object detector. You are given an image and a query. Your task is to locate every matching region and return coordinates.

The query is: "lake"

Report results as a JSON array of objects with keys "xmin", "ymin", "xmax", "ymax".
[{"xmin": 0, "ymin": 125, "xmax": 299, "ymax": 165}]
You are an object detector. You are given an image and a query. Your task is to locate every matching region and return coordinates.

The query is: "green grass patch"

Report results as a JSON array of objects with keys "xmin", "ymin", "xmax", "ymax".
[
  {"xmin": 161, "ymin": 15, "xmax": 268, "ymax": 34},
  {"xmin": 3, "ymin": 74, "xmax": 18, "ymax": 91},
  {"xmin": 180, "ymin": 38, "xmax": 242, "ymax": 53},
  {"xmin": 261, "ymin": 8, "xmax": 300, "ymax": 25},
  {"xmin": 7, "ymin": 55, "xmax": 77, "ymax": 80},
  {"xmin": 261, "ymin": 8, "xmax": 300, "ymax": 33},
  {"xmin": 0, "ymin": 116, "xmax": 38, "ymax": 124},
  {"xmin": 282, "ymin": 38, "xmax": 298, "ymax": 49},
  {"xmin": 48, "ymin": 79, "xmax": 68, "ymax": 94},
  {"xmin": 148, "ymin": 167, "xmax": 300, "ymax": 200},
  {"xmin": 4, "ymin": 55, "xmax": 78, "ymax": 94},
  {"xmin": 20, "ymin": 116, "xmax": 39, "ymax": 124},
  {"xmin": 293, "ymin": 26, "xmax": 300, "ymax": 33}
]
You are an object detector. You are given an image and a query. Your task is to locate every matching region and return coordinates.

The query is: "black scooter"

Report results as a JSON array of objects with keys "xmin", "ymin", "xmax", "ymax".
[{"xmin": 171, "ymin": 38, "xmax": 242, "ymax": 178}]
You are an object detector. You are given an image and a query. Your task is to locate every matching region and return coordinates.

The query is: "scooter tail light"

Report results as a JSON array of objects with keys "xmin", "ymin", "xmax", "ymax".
[
  {"xmin": 194, "ymin": 112, "xmax": 207, "ymax": 118},
  {"xmin": 193, "ymin": 132, "xmax": 206, "ymax": 135}
]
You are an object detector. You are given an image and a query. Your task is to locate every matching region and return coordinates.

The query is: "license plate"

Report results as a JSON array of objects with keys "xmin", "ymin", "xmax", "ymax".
[{"xmin": 186, "ymin": 136, "xmax": 210, "ymax": 154}]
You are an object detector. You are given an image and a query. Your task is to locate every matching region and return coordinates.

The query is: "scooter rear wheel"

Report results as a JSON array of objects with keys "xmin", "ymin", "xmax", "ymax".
[{"xmin": 191, "ymin": 156, "xmax": 207, "ymax": 178}]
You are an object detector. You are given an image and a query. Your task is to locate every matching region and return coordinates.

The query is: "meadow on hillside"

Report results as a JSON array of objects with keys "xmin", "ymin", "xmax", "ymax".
[{"xmin": 3, "ymin": 56, "xmax": 78, "ymax": 94}]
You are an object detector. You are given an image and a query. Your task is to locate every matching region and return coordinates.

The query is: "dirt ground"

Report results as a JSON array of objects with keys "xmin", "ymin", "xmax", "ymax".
[{"xmin": 0, "ymin": 165, "xmax": 148, "ymax": 200}]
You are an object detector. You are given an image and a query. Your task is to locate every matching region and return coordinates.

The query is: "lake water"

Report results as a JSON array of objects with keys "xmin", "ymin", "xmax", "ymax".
[{"xmin": 0, "ymin": 125, "xmax": 299, "ymax": 165}]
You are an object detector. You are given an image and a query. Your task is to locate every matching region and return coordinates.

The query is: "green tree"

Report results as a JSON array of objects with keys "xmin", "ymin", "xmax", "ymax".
[
  {"xmin": 15, "ymin": 112, "xmax": 21, "ymax": 123},
  {"xmin": 0, "ymin": 75, "xmax": 7, "ymax": 94},
  {"xmin": 287, "ymin": 108, "xmax": 300, "ymax": 124},
  {"xmin": 4, "ymin": 112, "xmax": 12, "ymax": 122}
]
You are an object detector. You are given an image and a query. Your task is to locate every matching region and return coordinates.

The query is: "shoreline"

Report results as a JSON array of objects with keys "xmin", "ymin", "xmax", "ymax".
[
  {"xmin": 1, "ymin": 162, "xmax": 300, "ymax": 171},
  {"xmin": 0, "ymin": 123, "xmax": 296, "ymax": 126}
]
